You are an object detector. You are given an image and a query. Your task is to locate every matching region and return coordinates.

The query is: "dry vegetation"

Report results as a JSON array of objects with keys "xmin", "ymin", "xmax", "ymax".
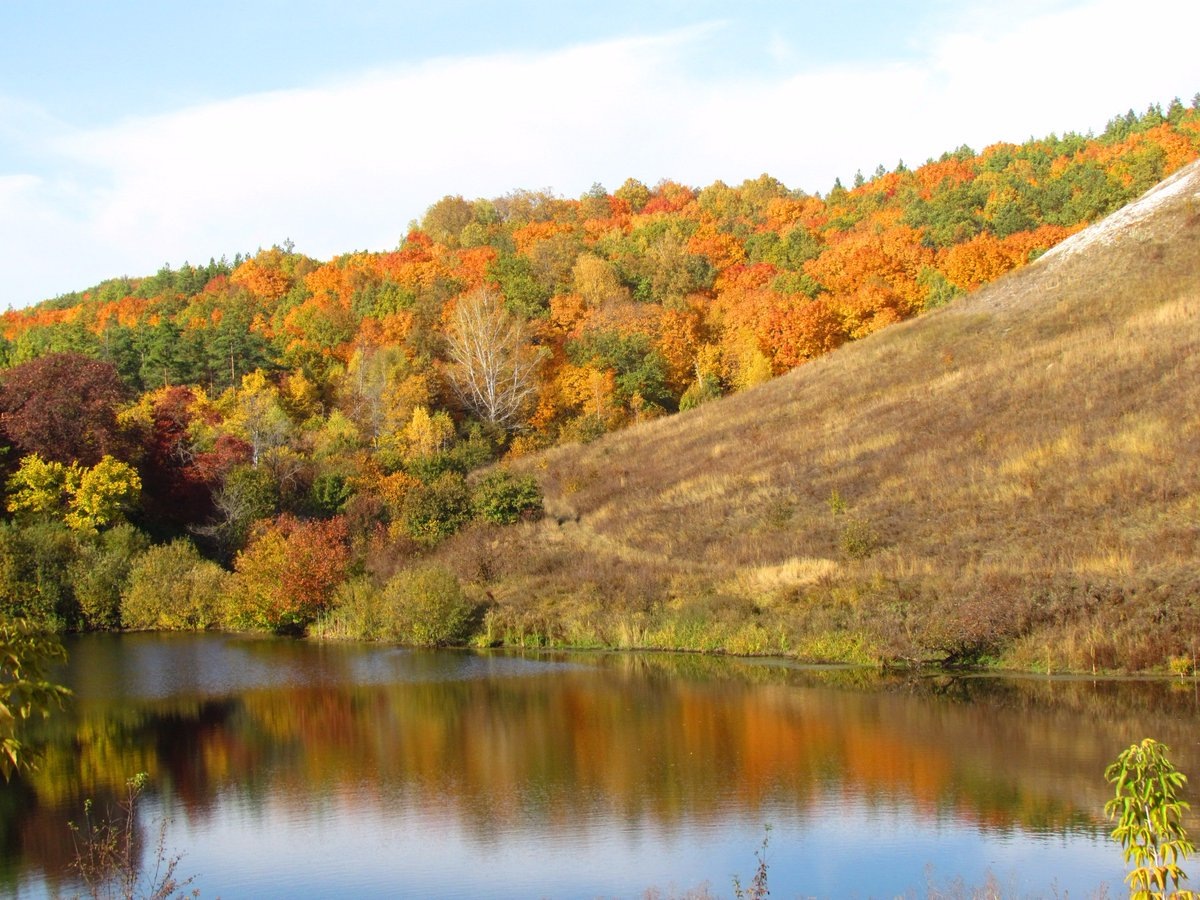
[{"xmin": 428, "ymin": 161, "xmax": 1200, "ymax": 672}]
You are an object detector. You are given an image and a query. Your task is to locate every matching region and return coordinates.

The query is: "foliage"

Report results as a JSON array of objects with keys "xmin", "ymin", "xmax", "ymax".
[
  {"xmin": 227, "ymin": 515, "xmax": 351, "ymax": 633},
  {"xmin": 380, "ymin": 566, "xmax": 473, "ymax": 646},
  {"xmin": 307, "ymin": 471, "xmax": 354, "ymax": 517},
  {"xmin": 199, "ymin": 463, "xmax": 278, "ymax": 561},
  {"xmin": 678, "ymin": 373, "xmax": 723, "ymax": 411},
  {"xmin": 120, "ymin": 541, "xmax": 228, "ymax": 631},
  {"xmin": 64, "ymin": 456, "xmax": 143, "ymax": 531},
  {"xmin": 839, "ymin": 518, "xmax": 880, "ymax": 560},
  {"xmin": 472, "ymin": 470, "xmax": 543, "ymax": 525},
  {"xmin": 732, "ymin": 826, "xmax": 771, "ymax": 900},
  {"xmin": 0, "ymin": 519, "xmax": 78, "ymax": 627},
  {"xmin": 314, "ymin": 577, "xmax": 384, "ymax": 641},
  {"xmin": 72, "ymin": 524, "xmax": 152, "ymax": 630},
  {"xmin": 0, "ymin": 616, "xmax": 70, "ymax": 780},
  {"xmin": 6, "ymin": 453, "xmax": 142, "ymax": 531},
  {"xmin": 401, "ymin": 472, "xmax": 473, "ymax": 545},
  {"xmin": 1105, "ymin": 739, "xmax": 1196, "ymax": 899},
  {"xmin": 0, "ymin": 352, "xmax": 130, "ymax": 465},
  {"xmin": 445, "ymin": 287, "xmax": 545, "ymax": 429},
  {"xmin": 5, "ymin": 453, "xmax": 75, "ymax": 518},
  {"xmin": 0, "ymin": 96, "xmax": 1196, "ymax": 659}
]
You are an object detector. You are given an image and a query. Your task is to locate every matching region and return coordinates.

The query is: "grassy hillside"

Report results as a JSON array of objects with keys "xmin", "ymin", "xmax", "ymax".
[{"xmin": 432, "ymin": 161, "xmax": 1200, "ymax": 672}]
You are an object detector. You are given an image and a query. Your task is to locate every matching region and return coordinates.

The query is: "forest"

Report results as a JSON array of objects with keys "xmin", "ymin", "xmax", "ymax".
[{"xmin": 1, "ymin": 97, "xmax": 1198, "ymax": 647}]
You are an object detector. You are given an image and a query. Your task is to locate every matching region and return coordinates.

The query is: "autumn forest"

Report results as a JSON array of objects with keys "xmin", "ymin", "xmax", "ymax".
[{"xmin": 1, "ymin": 97, "xmax": 1198, "ymax": 661}]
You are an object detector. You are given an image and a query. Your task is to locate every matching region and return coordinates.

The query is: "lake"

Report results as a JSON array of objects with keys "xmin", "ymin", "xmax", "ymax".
[{"xmin": 3, "ymin": 633, "xmax": 1199, "ymax": 898}]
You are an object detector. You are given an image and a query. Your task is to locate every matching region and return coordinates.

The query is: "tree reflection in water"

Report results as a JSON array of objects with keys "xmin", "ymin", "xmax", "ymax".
[{"xmin": 4, "ymin": 634, "xmax": 1197, "ymax": 896}]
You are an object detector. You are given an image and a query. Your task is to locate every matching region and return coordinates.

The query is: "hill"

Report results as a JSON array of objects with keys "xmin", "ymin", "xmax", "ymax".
[
  {"xmin": 2, "ymin": 102, "xmax": 1198, "ymax": 672},
  {"xmin": 438, "ymin": 160, "xmax": 1200, "ymax": 672}
]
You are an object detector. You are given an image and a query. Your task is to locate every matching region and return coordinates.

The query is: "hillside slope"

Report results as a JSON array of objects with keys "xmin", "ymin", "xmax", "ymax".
[{"xmin": 439, "ymin": 160, "xmax": 1200, "ymax": 671}]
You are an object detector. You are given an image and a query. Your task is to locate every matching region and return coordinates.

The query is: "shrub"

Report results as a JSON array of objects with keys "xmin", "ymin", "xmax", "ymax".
[
  {"xmin": 840, "ymin": 518, "xmax": 880, "ymax": 560},
  {"xmin": 315, "ymin": 577, "xmax": 384, "ymax": 641},
  {"xmin": 0, "ymin": 520, "xmax": 78, "ymax": 629},
  {"xmin": 121, "ymin": 540, "xmax": 228, "ymax": 630},
  {"xmin": 380, "ymin": 566, "xmax": 473, "ymax": 646},
  {"xmin": 225, "ymin": 515, "xmax": 351, "ymax": 633},
  {"xmin": 71, "ymin": 524, "xmax": 150, "ymax": 630},
  {"xmin": 401, "ymin": 472, "xmax": 472, "ymax": 545},
  {"xmin": 472, "ymin": 470, "xmax": 542, "ymax": 525}
]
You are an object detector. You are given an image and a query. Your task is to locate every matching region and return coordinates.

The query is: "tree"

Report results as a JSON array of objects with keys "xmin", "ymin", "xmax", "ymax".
[
  {"xmin": 445, "ymin": 288, "xmax": 545, "ymax": 430},
  {"xmin": 63, "ymin": 456, "xmax": 142, "ymax": 532},
  {"xmin": 0, "ymin": 353, "xmax": 130, "ymax": 466},
  {"xmin": 5, "ymin": 454, "xmax": 74, "ymax": 519},
  {"xmin": 224, "ymin": 370, "xmax": 293, "ymax": 468},
  {"xmin": 228, "ymin": 515, "xmax": 350, "ymax": 633},
  {"xmin": 421, "ymin": 195, "xmax": 475, "ymax": 248},
  {"xmin": 6, "ymin": 453, "xmax": 142, "ymax": 532}
]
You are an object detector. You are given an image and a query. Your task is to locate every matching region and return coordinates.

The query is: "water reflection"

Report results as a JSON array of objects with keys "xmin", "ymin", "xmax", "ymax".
[{"xmin": 3, "ymin": 635, "xmax": 1198, "ymax": 897}]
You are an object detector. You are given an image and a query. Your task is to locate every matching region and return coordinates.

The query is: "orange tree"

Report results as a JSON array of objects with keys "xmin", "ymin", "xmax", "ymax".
[{"xmin": 227, "ymin": 515, "xmax": 351, "ymax": 633}]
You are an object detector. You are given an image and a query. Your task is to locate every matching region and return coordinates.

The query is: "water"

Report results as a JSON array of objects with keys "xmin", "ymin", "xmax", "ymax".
[{"xmin": 3, "ymin": 632, "xmax": 1199, "ymax": 898}]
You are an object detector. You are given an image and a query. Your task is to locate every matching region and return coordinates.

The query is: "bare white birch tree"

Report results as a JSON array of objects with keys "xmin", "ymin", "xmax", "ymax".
[{"xmin": 445, "ymin": 288, "xmax": 544, "ymax": 430}]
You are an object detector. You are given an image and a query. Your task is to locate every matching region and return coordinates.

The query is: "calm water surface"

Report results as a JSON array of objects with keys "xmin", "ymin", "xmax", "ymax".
[{"xmin": 3, "ymin": 633, "xmax": 1200, "ymax": 898}]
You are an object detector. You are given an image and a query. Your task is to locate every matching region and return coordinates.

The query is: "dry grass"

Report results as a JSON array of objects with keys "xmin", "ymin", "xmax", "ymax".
[{"xmin": 432, "ymin": 161, "xmax": 1200, "ymax": 671}]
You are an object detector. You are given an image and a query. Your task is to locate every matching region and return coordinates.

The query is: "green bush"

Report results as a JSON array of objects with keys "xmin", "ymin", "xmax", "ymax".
[
  {"xmin": 401, "ymin": 472, "xmax": 472, "ymax": 545},
  {"xmin": 71, "ymin": 524, "xmax": 151, "ymax": 630},
  {"xmin": 0, "ymin": 520, "xmax": 78, "ymax": 629},
  {"xmin": 380, "ymin": 566, "xmax": 473, "ymax": 646},
  {"xmin": 316, "ymin": 577, "xmax": 384, "ymax": 641},
  {"xmin": 121, "ymin": 541, "xmax": 228, "ymax": 630},
  {"xmin": 840, "ymin": 518, "xmax": 880, "ymax": 560},
  {"xmin": 472, "ymin": 470, "xmax": 542, "ymax": 525}
]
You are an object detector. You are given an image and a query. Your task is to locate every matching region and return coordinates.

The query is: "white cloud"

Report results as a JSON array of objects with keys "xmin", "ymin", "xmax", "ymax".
[{"xmin": 2, "ymin": 0, "xmax": 1198, "ymax": 309}]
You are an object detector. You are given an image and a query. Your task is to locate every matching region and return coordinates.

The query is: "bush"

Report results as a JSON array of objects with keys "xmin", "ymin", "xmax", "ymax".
[
  {"xmin": 71, "ymin": 524, "xmax": 151, "ymax": 630},
  {"xmin": 472, "ymin": 470, "xmax": 542, "ymax": 525},
  {"xmin": 380, "ymin": 566, "xmax": 473, "ymax": 646},
  {"xmin": 225, "ymin": 515, "xmax": 350, "ymax": 633},
  {"xmin": 121, "ymin": 540, "xmax": 228, "ymax": 630},
  {"xmin": 401, "ymin": 472, "xmax": 472, "ymax": 545},
  {"xmin": 315, "ymin": 578, "xmax": 384, "ymax": 641},
  {"xmin": 840, "ymin": 518, "xmax": 880, "ymax": 560},
  {"xmin": 0, "ymin": 520, "xmax": 78, "ymax": 629}
]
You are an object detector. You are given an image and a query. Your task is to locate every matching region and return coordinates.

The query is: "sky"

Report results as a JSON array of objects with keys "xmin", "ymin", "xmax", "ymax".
[{"xmin": 1, "ymin": 0, "xmax": 1197, "ymax": 310}]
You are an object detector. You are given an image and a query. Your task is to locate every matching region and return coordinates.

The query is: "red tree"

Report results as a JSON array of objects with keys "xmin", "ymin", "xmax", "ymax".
[{"xmin": 0, "ymin": 353, "xmax": 130, "ymax": 466}]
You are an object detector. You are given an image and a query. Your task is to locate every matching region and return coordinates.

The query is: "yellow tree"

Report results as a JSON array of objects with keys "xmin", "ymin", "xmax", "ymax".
[{"xmin": 63, "ymin": 456, "xmax": 142, "ymax": 531}]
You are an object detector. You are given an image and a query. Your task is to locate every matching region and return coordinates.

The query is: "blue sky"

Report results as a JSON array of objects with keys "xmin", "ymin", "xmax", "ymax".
[{"xmin": 2, "ymin": 0, "xmax": 1197, "ymax": 309}]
